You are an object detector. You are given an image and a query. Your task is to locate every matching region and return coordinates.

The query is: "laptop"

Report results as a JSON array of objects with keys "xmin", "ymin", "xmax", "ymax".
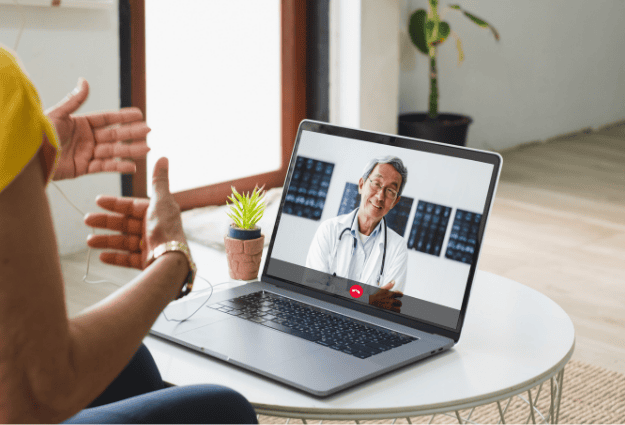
[{"xmin": 150, "ymin": 120, "xmax": 502, "ymax": 397}]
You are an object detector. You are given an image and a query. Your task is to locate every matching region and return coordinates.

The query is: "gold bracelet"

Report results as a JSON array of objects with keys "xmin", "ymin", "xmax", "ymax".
[{"xmin": 146, "ymin": 241, "xmax": 197, "ymax": 299}]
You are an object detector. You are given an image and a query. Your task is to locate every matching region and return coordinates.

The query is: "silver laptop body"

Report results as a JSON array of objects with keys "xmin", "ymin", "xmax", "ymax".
[{"xmin": 151, "ymin": 120, "xmax": 502, "ymax": 397}]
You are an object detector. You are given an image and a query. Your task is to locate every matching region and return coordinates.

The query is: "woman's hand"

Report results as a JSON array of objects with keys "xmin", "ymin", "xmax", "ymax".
[
  {"xmin": 84, "ymin": 157, "xmax": 187, "ymax": 269},
  {"xmin": 46, "ymin": 78, "xmax": 151, "ymax": 180}
]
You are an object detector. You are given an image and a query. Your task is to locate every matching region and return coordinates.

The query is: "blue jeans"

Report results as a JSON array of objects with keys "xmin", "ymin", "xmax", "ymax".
[{"xmin": 64, "ymin": 344, "xmax": 258, "ymax": 424}]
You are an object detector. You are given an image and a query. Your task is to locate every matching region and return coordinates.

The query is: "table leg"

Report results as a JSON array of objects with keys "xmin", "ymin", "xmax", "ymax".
[
  {"xmin": 556, "ymin": 368, "xmax": 565, "ymax": 424},
  {"xmin": 527, "ymin": 389, "xmax": 537, "ymax": 424},
  {"xmin": 497, "ymin": 397, "xmax": 513, "ymax": 424}
]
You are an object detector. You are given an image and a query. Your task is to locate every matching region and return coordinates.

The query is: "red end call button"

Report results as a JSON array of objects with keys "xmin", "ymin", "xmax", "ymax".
[{"xmin": 349, "ymin": 284, "xmax": 363, "ymax": 298}]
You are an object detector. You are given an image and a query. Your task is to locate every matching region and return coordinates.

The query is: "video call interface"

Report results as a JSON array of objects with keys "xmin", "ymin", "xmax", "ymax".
[{"xmin": 266, "ymin": 130, "xmax": 496, "ymax": 330}]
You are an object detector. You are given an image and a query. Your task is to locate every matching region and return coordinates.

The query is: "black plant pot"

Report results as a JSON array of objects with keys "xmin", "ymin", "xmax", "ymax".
[
  {"xmin": 228, "ymin": 225, "xmax": 261, "ymax": 240},
  {"xmin": 398, "ymin": 113, "xmax": 473, "ymax": 147}
]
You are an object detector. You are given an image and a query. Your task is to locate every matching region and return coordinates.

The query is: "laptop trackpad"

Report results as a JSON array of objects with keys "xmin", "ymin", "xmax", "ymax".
[{"xmin": 177, "ymin": 316, "xmax": 325, "ymax": 367}]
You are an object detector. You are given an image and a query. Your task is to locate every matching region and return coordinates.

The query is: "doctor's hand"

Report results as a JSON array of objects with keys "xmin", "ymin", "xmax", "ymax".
[
  {"xmin": 46, "ymin": 78, "xmax": 151, "ymax": 181},
  {"xmin": 369, "ymin": 280, "xmax": 403, "ymax": 313},
  {"xmin": 84, "ymin": 157, "xmax": 187, "ymax": 270}
]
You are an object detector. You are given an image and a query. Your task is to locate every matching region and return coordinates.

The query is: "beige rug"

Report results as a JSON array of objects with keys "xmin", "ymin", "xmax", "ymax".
[{"xmin": 258, "ymin": 360, "xmax": 625, "ymax": 424}]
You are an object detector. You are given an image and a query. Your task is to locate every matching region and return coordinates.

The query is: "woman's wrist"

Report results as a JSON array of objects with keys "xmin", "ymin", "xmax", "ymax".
[
  {"xmin": 146, "ymin": 241, "xmax": 196, "ymax": 299},
  {"xmin": 153, "ymin": 251, "xmax": 192, "ymax": 300}
]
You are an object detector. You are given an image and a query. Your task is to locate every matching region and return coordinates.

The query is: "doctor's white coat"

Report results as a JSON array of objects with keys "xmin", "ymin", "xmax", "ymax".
[{"xmin": 305, "ymin": 210, "xmax": 408, "ymax": 293}]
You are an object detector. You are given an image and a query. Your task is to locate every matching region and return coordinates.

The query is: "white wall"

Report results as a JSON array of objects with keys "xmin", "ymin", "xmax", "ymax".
[
  {"xmin": 399, "ymin": 0, "xmax": 625, "ymax": 151},
  {"xmin": 360, "ymin": 0, "xmax": 400, "ymax": 135},
  {"xmin": 0, "ymin": 2, "xmax": 121, "ymax": 255},
  {"xmin": 331, "ymin": 0, "xmax": 400, "ymax": 135}
]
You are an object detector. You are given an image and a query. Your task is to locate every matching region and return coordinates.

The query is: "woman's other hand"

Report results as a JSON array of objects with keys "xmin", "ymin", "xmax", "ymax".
[
  {"xmin": 144, "ymin": 157, "xmax": 188, "ymax": 253},
  {"xmin": 46, "ymin": 78, "xmax": 151, "ymax": 180},
  {"xmin": 84, "ymin": 157, "xmax": 187, "ymax": 269}
]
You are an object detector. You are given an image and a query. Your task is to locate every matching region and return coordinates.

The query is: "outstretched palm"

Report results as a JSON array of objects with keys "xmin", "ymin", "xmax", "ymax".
[{"xmin": 46, "ymin": 78, "xmax": 151, "ymax": 180}]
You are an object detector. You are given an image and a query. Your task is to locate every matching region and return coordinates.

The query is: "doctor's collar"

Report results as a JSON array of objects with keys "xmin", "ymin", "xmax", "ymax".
[{"xmin": 350, "ymin": 209, "xmax": 383, "ymax": 240}]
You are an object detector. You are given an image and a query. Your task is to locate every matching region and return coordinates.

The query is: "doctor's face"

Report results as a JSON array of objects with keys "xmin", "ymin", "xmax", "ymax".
[{"xmin": 358, "ymin": 163, "xmax": 402, "ymax": 223}]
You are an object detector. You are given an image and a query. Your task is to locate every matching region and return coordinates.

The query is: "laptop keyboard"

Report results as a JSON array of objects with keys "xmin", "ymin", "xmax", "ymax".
[{"xmin": 208, "ymin": 291, "xmax": 417, "ymax": 359}]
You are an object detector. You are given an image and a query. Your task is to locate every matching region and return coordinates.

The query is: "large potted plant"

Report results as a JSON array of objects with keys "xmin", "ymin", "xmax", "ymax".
[
  {"xmin": 224, "ymin": 186, "xmax": 267, "ymax": 280},
  {"xmin": 399, "ymin": 1, "xmax": 499, "ymax": 146}
]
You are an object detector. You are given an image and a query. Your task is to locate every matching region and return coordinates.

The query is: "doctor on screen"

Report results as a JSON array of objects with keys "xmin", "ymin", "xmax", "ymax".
[{"xmin": 306, "ymin": 156, "xmax": 408, "ymax": 294}]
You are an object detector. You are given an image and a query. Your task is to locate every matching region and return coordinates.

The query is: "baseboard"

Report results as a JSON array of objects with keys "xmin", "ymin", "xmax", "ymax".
[
  {"xmin": 544, "ymin": 126, "xmax": 593, "ymax": 143},
  {"xmin": 595, "ymin": 118, "xmax": 625, "ymax": 132},
  {"xmin": 498, "ymin": 117, "xmax": 625, "ymax": 154}
]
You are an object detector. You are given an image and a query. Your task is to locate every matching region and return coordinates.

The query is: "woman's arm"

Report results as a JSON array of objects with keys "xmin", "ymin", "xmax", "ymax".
[{"xmin": 0, "ymin": 153, "xmax": 187, "ymax": 423}]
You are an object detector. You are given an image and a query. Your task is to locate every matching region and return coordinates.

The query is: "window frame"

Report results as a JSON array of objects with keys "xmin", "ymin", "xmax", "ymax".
[{"xmin": 126, "ymin": 0, "xmax": 307, "ymax": 210}]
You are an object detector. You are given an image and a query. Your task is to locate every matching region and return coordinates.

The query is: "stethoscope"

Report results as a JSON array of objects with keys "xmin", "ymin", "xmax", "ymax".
[{"xmin": 333, "ymin": 208, "xmax": 387, "ymax": 285}]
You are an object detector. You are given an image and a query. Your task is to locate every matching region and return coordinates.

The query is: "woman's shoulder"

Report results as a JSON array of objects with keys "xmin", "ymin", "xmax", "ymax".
[
  {"xmin": 0, "ymin": 46, "xmax": 26, "ymax": 80},
  {"xmin": 0, "ymin": 46, "xmax": 38, "ymax": 107},
  {"xmin": 0, "ymin": 45, "xmax": 49, "ymax": 194}
]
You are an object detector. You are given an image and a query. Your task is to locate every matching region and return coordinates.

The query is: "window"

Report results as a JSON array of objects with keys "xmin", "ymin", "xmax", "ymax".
[{"xmin": 126, "ymin": 0, "xmax": 306, "ymax": 210}]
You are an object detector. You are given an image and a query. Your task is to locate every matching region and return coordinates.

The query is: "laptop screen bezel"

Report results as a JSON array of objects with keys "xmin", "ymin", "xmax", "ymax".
[{"xmin": 261, "ymin": 120, "xmax": 502, "ymax": 342}]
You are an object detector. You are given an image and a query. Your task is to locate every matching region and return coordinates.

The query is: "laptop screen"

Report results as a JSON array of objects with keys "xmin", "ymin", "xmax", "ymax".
[{"xmin": 264, "ymin": 121, "xmax": 501, "ymax": 334}]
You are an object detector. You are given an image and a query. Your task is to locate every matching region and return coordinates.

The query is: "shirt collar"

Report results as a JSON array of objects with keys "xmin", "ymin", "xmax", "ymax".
[{"xmin": 350, "ymin": 209, "xmax": 383, "ymax": 240}]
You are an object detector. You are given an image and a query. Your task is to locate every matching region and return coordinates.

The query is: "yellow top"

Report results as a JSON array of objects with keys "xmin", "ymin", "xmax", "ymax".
[{"xmin": 0, "ymin": 46, "xmax": 60, "ymax": 193}]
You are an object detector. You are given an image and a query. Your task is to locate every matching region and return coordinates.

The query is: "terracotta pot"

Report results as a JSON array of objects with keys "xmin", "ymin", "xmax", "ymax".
[{"xmin": 224, "ymin": 234, "xmax": 265, "ymax": 280}]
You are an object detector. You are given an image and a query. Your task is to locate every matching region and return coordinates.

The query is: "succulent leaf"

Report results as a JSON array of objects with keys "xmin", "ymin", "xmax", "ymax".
[{"xmin": 226, "ymin": 186, "xmax": 267, "ymax": 230}]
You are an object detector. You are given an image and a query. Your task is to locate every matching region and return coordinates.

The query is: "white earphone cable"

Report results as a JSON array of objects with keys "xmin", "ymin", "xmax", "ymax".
[{"xmin": 50, "ymin": 181, "xmax": 213, "ymax": 322}]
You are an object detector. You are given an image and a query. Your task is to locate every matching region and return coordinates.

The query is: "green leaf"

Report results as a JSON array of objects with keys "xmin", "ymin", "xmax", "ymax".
[
  {"xmin": 489, "ymin": 25, "xmax": 500, "ymax": 41},
  {"xmin": 438, "ymin": 21, "xmax": 450, "ymax": 43},
  {"xmin": 226, "ymin": 185, "xmax": 267, "ymax": 229},
  {"xmin": 226, "ymin": 212, "xmax": 242, "ymax": 228},
  {"xmin": 459, "ymin": 9, "xmax": 500, "ymax": 41},
  {"xmin": 408, "ymin": 9, "xmax": 428, "ymax": 55},
  {"xmin": 449, "ymin": 4, "xmax": 461, "ymax": 9},
  {"xmin": 232, "ymin": 187, "xmax": 244, "ymax": 203},
  {"xmin": 463, "ymin": 11, "xmax": 488, "ymax": 27}
]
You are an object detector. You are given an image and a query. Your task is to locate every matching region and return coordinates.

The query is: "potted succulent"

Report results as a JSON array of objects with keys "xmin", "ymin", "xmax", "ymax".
[
  {"xmin": 399, "ymin": 1, "xmax": 499, "ymax": 146},
  {"xmin": 224, "ymin": 186, "xmax": 267, "ymax": 280}
]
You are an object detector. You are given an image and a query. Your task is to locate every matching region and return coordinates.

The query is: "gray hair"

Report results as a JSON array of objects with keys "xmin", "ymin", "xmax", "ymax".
[{"xmin": 361, "ymin": 156, "xmax": 408, "ymax": 197}]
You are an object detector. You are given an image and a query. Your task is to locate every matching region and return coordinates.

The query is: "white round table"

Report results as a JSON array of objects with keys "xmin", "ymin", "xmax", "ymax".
[{"xmin": 144, "ymin": 270, "xmax": 575, "ymax": 423}]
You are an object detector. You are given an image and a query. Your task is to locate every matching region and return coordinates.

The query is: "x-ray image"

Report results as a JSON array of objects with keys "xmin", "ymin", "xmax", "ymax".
[
  {"xmin": 283, "ymin": 156, "xmax": 334, "ymax": 220},
  {"xmin": 445, "ymin": 209, "xmax": 481, "ymax": 265},
  {"xmin": 337, "ymin": 182, "xmax": 359, "ymax": 216},
  {"xmin": 385, "ymin": 197, "xmax": 413, "ymax": 237},
  {"xmin": 408, "ymin": 201, "xmax": 451, "ymax": 257}
]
